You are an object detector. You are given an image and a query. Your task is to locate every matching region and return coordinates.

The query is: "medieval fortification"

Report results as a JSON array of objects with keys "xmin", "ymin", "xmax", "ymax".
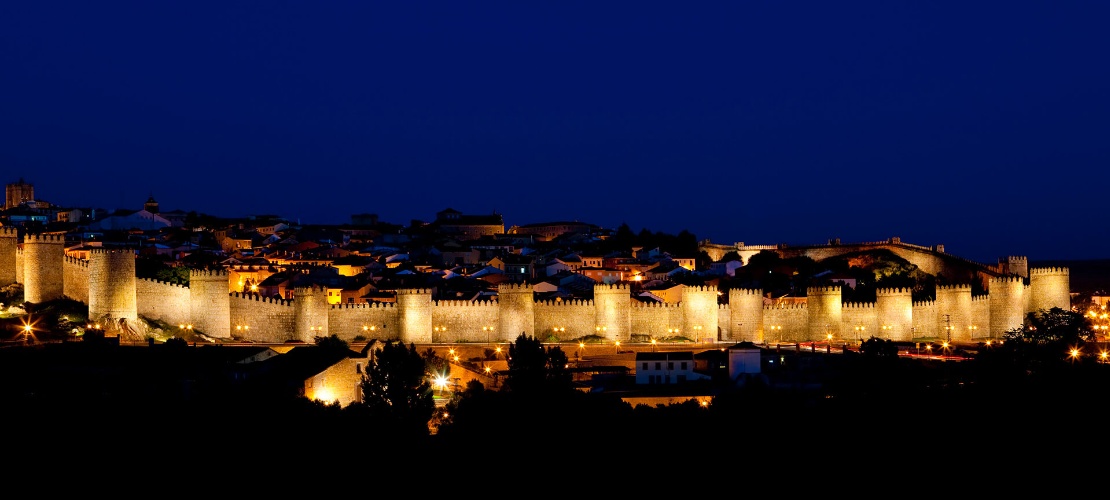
[{"xmin": 0, "ymin": 227, "xmax": 1071, "ymax": 345}]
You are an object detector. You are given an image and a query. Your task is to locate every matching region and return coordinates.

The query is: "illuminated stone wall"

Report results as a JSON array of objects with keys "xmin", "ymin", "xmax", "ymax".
[
  {"xmin": 136, "ymin": 277, "xmax": 189, "ymax": 327},
  {"xmin": 189, "ymin": 268, "xmax": 231, "ymax": 339},
  {"xmin": 0, "ymin": 230, "xmax": 1074, "ymax": 347},
  {"xmin": 534, "ymin": 298, "xmax": 597, "ymax": 341},
  {"xmin": 21, "ymin": 234, "xmax": 64, "ymax": 304},
  {"xmin": 88, "ymin": 248, "xmax": 137, "ymax": 323},
  {"xmin": 728, "ymin": 288, "xmax": 765, "ymax": 343},
  {"xmin": 62, "ymin": 254, "xmax": 89, "ymax": 303},
  {"xmin": 230, "ymin": 292, "xmax": 295, "ymax": 343},
  {"xmin": 1028, "ymin": 267, "xmax": 1070, "ymax": 314},
  {"xmin": 0, "ymin": 227, "xmax": 17, "ymax": 286}
]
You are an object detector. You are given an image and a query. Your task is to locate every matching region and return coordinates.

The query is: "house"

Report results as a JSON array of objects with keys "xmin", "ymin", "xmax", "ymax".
[
  {"xmin": 487, "ymin": 253, "xmax": 535, "ymax": 283},
  {"xmin": 634, "ymin": 351, "xmax": 710, "ymax": 385}
]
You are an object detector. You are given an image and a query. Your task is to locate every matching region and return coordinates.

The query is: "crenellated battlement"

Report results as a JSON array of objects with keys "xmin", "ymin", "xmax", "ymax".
[
  {"xmin": 807, "ymin": 285, "xmax": 842, "ymax": 294},
  {"xmin": 936, "ymin": 284, "xmax": 972, "ymax": 291},
  {"xmin": 537, "ymin": 298, "xmax": 594, "ymax": 306},
  {"xmin": 631, "ymin": 301, "xmax": 682, "ymax": 309},
  {"xmin": 330, "ymin": 301, "xmax": 395, "ymax": 309},
  {"xmin": 23, "ymin": 233, "xmax": 65, "ymax": 244},
  {"xmin": 190, "ymin": 268, "xmax": 229, "ymax": 278},
  {"xmin": 294, "ymin": 284, "xmax": 329, "ymax": 293},
  {"xmin": 394, "ymin": 287, "xmax": 432, "ymax": 295},
  {"xmin": 913, "ymin": 299, "xmax": 935, "ymax": 308},
  {"xmin": 63, "ymin": 255, "xmax": 89, "ymax": 268},
  {"xmin": 843, "ymin": 302, "xmax": 876, "ymax": 309},
  {"xmin": 684, "ymin": 285, "xmax": 718, "ymax": 293},
  {"xmin": 232, "ymin": 291, "xmax": 294, "ymax": 306},
  {"xmin": 594, "ymin": 283, "xmax": 630, "ymax": 292},
  {"xmin": 434, "ymin": 299, "xmax": 499, "ymax": 307},
  {"xmin": 876, "ymin": 287, "xmax": 913, "ymax": 295},
  {"xmin": 1030, "ymin": 267, "xmax": 1069, "ymax": 275},
  {"xmin": 90, "ymin": 248, "xmax": 135, "ymax": 255},
  {"xmin": 138, "ymin": 277, "xmax": 188, "ymax": 289},
  {"xmin": 765, "ymin": 303, "xmax": 807, "ymax": 310},
  {"xmin": 989, "ymin": 275, "xmax": 1024, "ymax": 284},
  {"xmin": 498, "ymin": 283, "xmax": 534, "ymax": 292},
  {"xmin": 0, "ymin": 227, "xmax": 18, "ymax": 237},
  {"xmin": 729, "ymin": 288, "xmax": 763, "ymax": 297}
]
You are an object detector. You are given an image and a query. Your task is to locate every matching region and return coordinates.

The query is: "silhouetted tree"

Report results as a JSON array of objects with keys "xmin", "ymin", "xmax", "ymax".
[
  {"xmin": 314, "ymin": 333, "xmax": 349, "ymax": 353},
  {"xmin": 355, "ymin": 341, "xmax": 435, "ymax": 440}
]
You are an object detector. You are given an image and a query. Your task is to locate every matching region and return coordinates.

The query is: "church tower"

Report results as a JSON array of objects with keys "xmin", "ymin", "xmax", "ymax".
[{"xmin": 144, "ymin": 194, "xmax": 159, "ymax": 214}]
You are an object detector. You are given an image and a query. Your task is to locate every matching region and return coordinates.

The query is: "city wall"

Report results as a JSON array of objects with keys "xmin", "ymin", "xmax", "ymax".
[{"xmin": 4, "ymin": 235, "xmax": 1073, "ymax": 346}]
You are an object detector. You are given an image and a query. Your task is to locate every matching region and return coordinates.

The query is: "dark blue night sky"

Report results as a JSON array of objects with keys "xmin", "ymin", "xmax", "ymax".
[{"xmin": 2, "ymin": 2, "xmax": 1107, "ymax": 263}]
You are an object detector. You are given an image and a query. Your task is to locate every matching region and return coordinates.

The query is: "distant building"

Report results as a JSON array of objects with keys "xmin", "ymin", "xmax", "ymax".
[{"xmin": 5, "ymin": 178, "xmax": 33, "ymax": 209}]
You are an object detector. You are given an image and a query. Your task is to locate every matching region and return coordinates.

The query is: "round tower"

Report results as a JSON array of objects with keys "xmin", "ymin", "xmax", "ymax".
[
  {"xmin": 496, "ymin": 283, "xmax": 535, "ymax": 341},
  {"xmin": 1028, "ymin": 267, "xmax": 1070, "ymax": 314},
  {"xmin": 395, "ymin": 288, "xmax": 433, "ymax": 343},
  {"xmin": 988, "ymin": 275, "xmax": 1025, "ymax": 339},
  {"xmin": 728, "ymin": 288, "xmax": 764, "ymax": 343},
  {"xmin": 593, "ymin": 283, "xmax": 631, "ymax": 342},
  {"xmin": 0, "ymin": 227, "xmax": 18, "ymax": 286},
  {"xmin": 681, "ymin": 284, "xmax": 719, "ymax": 342},
  {"xmin": 875, "ymin": 287, "xmax": 913, "ymax": 341},
  {"xmin": 806, "ymin": 285, "xmax": 842, "ymax": 343},
  {"xmin": 935, "ymin": 284, "xmax": 973, "ymax": 342},
  {"xmin": 21, "ymin": 233, "xmax": 65, "ymax": 304},
  {"xmin": 88, "ymin": 248, "xmax": 137, "ymax": 325},
  {"xmin": 189, "ymin": 268, "xmax": 231, "ymax": 339},
  {"xmin": 293, "ymin": 284, "xmax": 331, "ymax": 342}
]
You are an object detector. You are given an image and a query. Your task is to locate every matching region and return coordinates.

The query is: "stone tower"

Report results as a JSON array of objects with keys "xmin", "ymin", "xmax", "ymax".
[
  {"xmin": 5, "ymin": 178, "xmax": 33, "ymax": 209},
  {"xmin": 988, "ymin": 275, "xmax": 1026, "ymax": 338},
  {"xmin": 681, "ymin": 284, "xmax": 719, "ymax": 342},
  {"xmin": 88, "ymin": 248, "xmax": 137, "ymax": 325},
  {"xmin": 0, "ymin": 227, "xmax": 17, "ymax": 286},
  {"xmin": 593, "ymin": 283, "xmax": 631, "ymax": 342},
  {"xmin": 1028, "ymin": 267, "xmax": 1070, "ymax": 314},
  {"xmin": 935, "ymin": 284, "xmax": 972, "ymax": 342},
  {"xmin": 496, "ymin": 282, "xmax": 534, "ymax": 341},
  {"xmin": 293, "ymin": 284, "xmax": 330, "ymax": 342},
  {"xmin": 189, "ymin": 268, "xmax": 231, "ymax": 339},
  {"xmin": 806, "ymin": 285, "xmax": 843, "ymax": 343},
  {"xmin": 21, "ymin": 233, "xmax": 65, "ymax": 304},
  {"xmin": 396, "ymin": 288, "xmax": 433, "ymax": 343},
  {"xmin": 875, "ymin": 287, "xmax": 913, "ymax": 341},
  {"xmin": 728, "ymin": 288, "xmax": 764, "ymax": 343}
]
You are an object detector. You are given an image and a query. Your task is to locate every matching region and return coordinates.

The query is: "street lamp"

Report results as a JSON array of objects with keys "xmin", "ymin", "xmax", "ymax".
[
  {"xmin": 650, "ymin": 338, "xmax": 657, "ymax": 352},
  {"xmin": 614, "ymin": 339, "xmax": 621, "ymax": 353},
  {"xmin": 693, "ymin": 325, "xmax": 703, "ymax": 343},
  {"xmin": 483, "ymin": 326, "xmax": 493, "ymax": 346},
  {"xmin": 854, "ymin": 325, "xmax": 865, "ymax": 344}
]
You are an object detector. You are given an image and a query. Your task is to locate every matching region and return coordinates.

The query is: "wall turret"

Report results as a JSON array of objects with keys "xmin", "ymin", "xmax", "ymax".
[
  {"xmin": 1028, "ymin": 267, "xmax": 1070, "ymax": 314},
  {"xmin": 728, "ymin": 288, "xmax": 764, "ymax": 343},
  {"xmin": 988, "ymin": 276, "xmax": 1025, "ymax": 339},
  {"xmin": 0, "ymin": 227, "xmax": 17, "ymax": 286},
  {"xmin": 396, "ymin": 288, "xmax": 433, "ymax": 343},
  {"xmin": 875, "ymin": 287, "xmax": 913, "ymax": 341},
  {"xmin": 88, "ymin": 248, "xmax": 137, "ymax": 325},
  {"xmin": 294, "ymin": 284, "xmax": 331, "ymax": 342},
  {"xmin": 935, "ymin": 284, "xmax": 973, "ymax": 342},
  {"xmin": 806, "ymin": 285, "xmax": 842, "ymax": 343},
  {"xmin": 593, "ymin": 283, "xmax": 631, "ymax": 341},
  {"xmin": 21, "ymin": 233, "xmax": 65, "ymax": 304},
  {"xmin": 681, "ymin": 285, "xmax": 719, "ymax": 342},
  {"xmin": 497, "ymin": 283, "xmax": 534, "ymax": 341},
  {"xmin": 189, "ymin": 268, "xmax": 231, "ymax": 339}
]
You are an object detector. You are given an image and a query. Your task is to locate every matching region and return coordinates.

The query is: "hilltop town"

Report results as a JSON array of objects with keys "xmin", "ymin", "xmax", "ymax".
[{"xmin": 0, "ymin": 178, "xmax": 1092, "ymax": 355}]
